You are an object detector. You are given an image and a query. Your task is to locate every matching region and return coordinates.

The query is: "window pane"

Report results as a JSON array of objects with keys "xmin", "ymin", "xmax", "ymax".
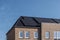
[
  {"xmin": 58, "ymin": 39, "xmax": 60, "ymax": 40},
  {"xmin": 45, "ymin": 32, "xmax": 50, "ymax": 38},
  {"xmin": 34, "ymin": 32, "xmax": 38, "ymax": 38},
  {"xmin": 19, "ymin": 31, "xmax": 24, "ymax": 38},
  {"xmin": 54, "ymin": 31, "xmax": 57, "ymax": 39},
  {"xmin": 54, "ymin": 31, "xmax": 60, "ymax": 39},
  {"xmin": 57, "ymin": 31, "xmax": 60, "ymax": 39},
  {"xmin": 54, "ymin": 39, "xmax": 57, "ymax": 40},
  {"xmin": 25, "ymin": 31, "xmax": 30, "ymax": 38}
]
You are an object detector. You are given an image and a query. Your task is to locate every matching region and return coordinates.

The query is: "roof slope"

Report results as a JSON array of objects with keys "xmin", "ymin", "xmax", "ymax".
[
  {"xmin": 14, "ymin": 16, "xmax": 60, "ymax": 27},
  {"xmin": 6, "ymin": 16, "xmax": 60, "ymax": 35}
]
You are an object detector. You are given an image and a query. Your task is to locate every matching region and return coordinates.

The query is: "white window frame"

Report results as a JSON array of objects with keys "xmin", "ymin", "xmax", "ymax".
[
  {"xmin": 54, "ymin": 31, "xmax": 60, "ymax": 39},
  {"xmin": 54, "ymin": 31, "xmax": 57, "ymax": 39},
  {"xmin": 45, "ymin": 32, "xmax": 50, "ymax": 39},
  {"xmin": 25, "ymin": 31, "xmax": 30, "ymax": 38},
  {"xmin": 57, "ymin": 31, "xmax": 60, "ymax": 39},
  {"xmin": 19, "ymin": 31, "xmax": 24, "ymax": 38},
  {"xmin": 34, "ymin": 32, "xmax": 38, "ymax": 38}
]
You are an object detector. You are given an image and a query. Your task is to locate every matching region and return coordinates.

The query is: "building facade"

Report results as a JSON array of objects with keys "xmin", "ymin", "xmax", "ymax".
[{"xmin": 6, "ymin": 16, "xmax": 60, "ymax": 40}]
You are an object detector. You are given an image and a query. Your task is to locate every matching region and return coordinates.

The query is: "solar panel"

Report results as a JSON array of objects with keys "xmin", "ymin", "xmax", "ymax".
[
  {"xmin": 21, "ymin": 17, "xmax": 38, "ymax": 26},
  {"xmin": 15, "ymin": 16, "xmax": 60, "ymax": 27},
  {"xmin": 34, "ymin": 17, "xmax": 55, "ymax": 23},
  {"xmin": 16, "ymin": 19, "xmax": 23, "ymax": 26},
  {"xmin": 54, "ymin": 19, "xmax": 60, "ymax": 23}
]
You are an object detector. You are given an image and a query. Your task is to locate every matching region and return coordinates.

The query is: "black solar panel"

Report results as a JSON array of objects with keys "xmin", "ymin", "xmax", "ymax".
[
  {"xmin": 20, "ymin": 17, "xmax": 38, "ymax": 26},
  {"xmin": 15, "ymin": 16, "xmax": 60, "ymax": 27},
  {"xmin": 54, "ymin": 19, "xmax": 60, "ymax": 23},
  {"xmin": 34, "ymin": 17, "xmax": 55, "ymax": 23},
  {"xmin": 15, "ymin": 19, "xmax": 23, "ymax": 26}
]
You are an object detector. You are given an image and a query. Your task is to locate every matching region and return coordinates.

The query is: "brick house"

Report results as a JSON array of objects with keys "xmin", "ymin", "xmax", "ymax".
[{"xmin": 6, "ymin": 16, "xmax": 60, "ymax": 40}]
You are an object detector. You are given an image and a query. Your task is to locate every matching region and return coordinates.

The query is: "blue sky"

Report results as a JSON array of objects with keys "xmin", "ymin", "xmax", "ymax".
[{"xmin": 0, "ymin": 0, "xmax": 60, "ymax": 40}]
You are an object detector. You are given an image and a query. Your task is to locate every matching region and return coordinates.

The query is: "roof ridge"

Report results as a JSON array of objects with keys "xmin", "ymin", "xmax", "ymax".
[{"xmin": 20, "ymin": 16, "xmax": 59, "ymax": 20}]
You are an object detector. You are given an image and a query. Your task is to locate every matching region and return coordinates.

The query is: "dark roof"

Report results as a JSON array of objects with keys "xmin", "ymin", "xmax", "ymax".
[
  {"xmin": 14, "ymin": 16, "xmax": 60, "ymax": 27},
  {"xmin": 15, "ymin": 16, "xmax": 40, "ymax": 27},
  {"xmin": 6, "ymin": 16, "xmax": 60, "ymax": 35}
]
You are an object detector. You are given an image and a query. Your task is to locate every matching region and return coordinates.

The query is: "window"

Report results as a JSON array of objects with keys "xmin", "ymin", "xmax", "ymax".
[
  {"xmin": 19, "ymin": 31, "xmax": 24, "ymax": 38},
  {"xmin": 34, "ymin": 32, "xmax": 38, "ymax": 38},
  {"xmin": 45, "ymin": 32, "xmax": 50, "ymax": 39},
  {"xmin": 54, "ymin": 31, "xmax": 60, "ymax": 40},
  {"xmin": 54, "ymin": 31, "xmax": 57, "ymax": 39},
  {"xmin": 25, "ymin": 31, "xmax": 30, "ymax": 38}
]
